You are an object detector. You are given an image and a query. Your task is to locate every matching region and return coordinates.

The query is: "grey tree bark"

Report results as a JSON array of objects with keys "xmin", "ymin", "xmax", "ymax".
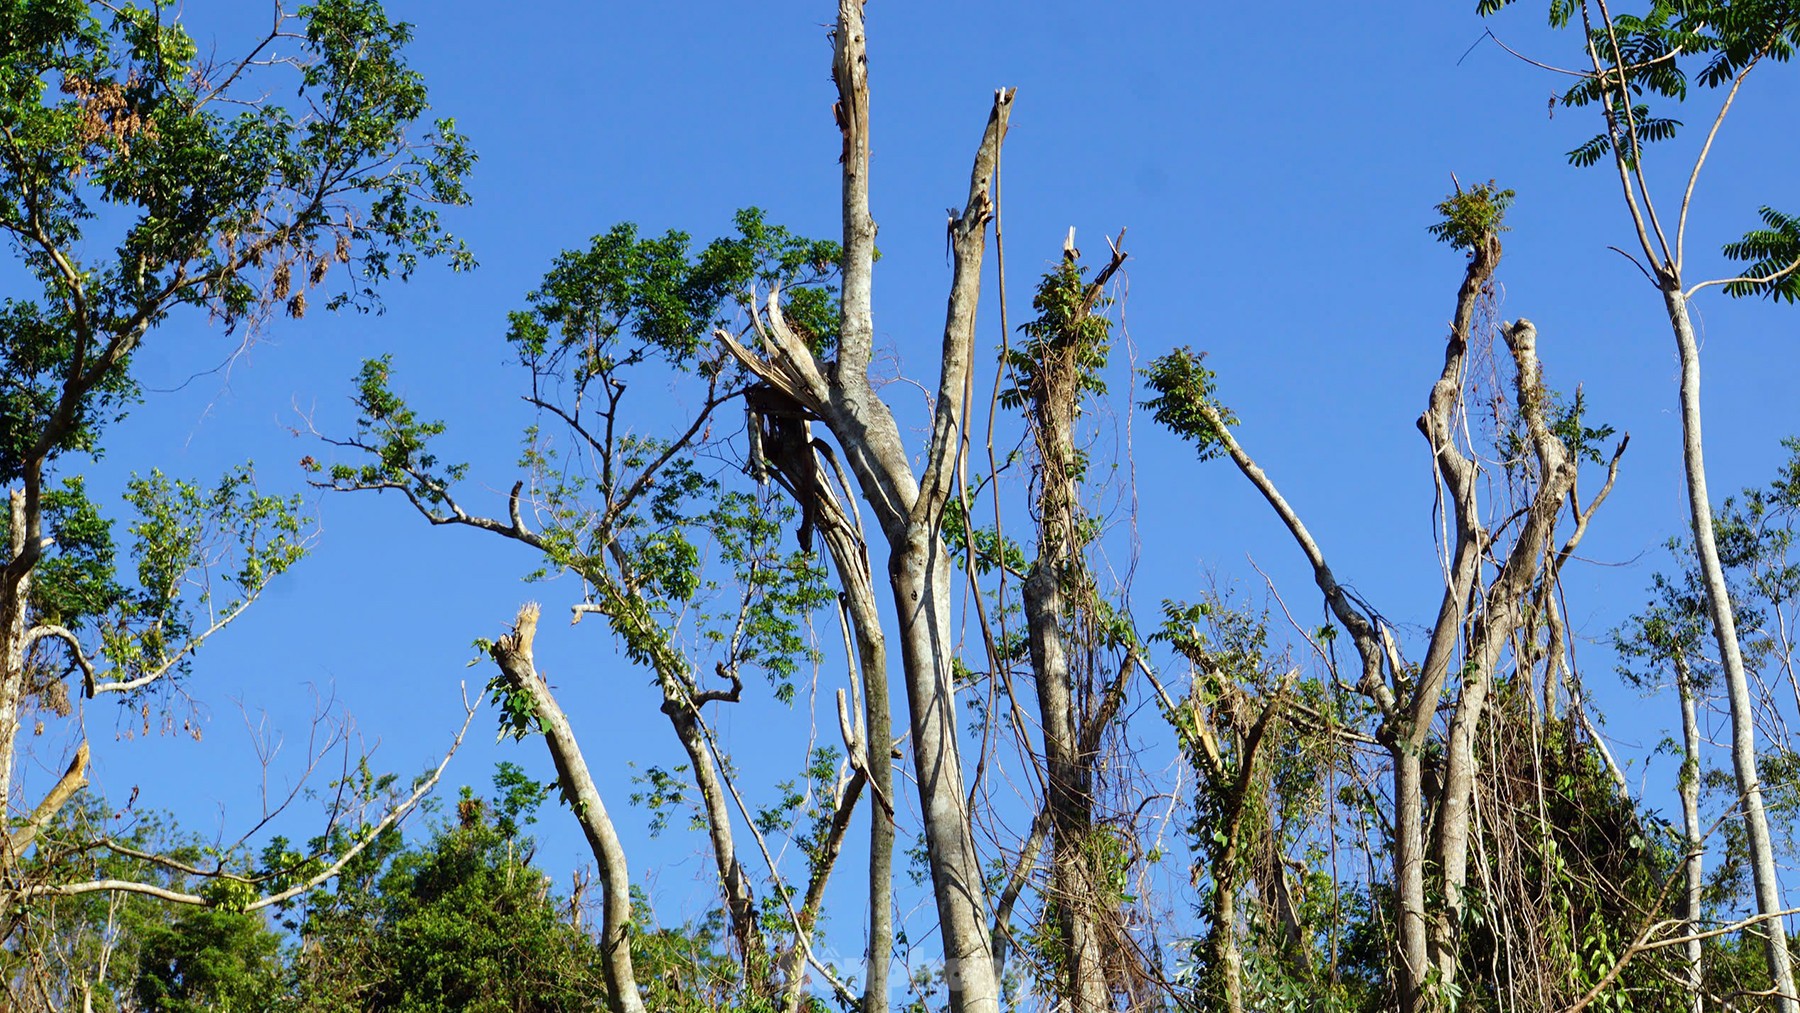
[
  {"xmin": 490, "ymin": 604, "xmax": 649, "ymax": 1013},
  {"xmin": 1676, "ymin": 652, "xmax": 1706, "ymax": 1013},
  {"xmin": 1552, "ymin": 13, "xmax": 1800, "ymax": 1004},
  {"xmin": 745, "ymin": 397, "xmax": 894, "ymax": 1013},
  {"xmin": 0, "ymin": 490, "xmax": 29, "ymax": 828},
  {"xmin": 718, "ymin": 5, "xmax": 1013, "ymax": 1007},
  {"xmin": 1666, "ymin": 286, "xmax": 1797, "ymax": 1011}
]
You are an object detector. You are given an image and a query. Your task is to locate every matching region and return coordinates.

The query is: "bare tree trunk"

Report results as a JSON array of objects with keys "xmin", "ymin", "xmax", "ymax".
[
  {"xmin": 846, "ymin": 574, "xmax": 893, "ymax": 1013},
  {"xmin": 815, "ymin": 511, "xmax": 894, "ymax": 1013},
  {"xmin": 891, "ymin": 527, "xmax": 1000, "ymax": 1011},
  {"xmin": 838, "ymin": 560, "xmax": 894, "ymax": 1013},
  {"xmin": 1212, "ymin": 839, "xmax": 1244, "ymax": 1013},
  {"xmin": 490, "ymin": 604, "xmax": 648, "ymax": 1013},
  {"xmin": 1665, "ymin": 287, "xmax": 1797, "ymax": 1012},
  {"xmin": 1428, "ymin": 318, "xmax": 1579, "ymax": 991},
  {"xmin": 1676, "ymin": 653, "xmax": 1705, "ymax": 1013},
  {"xmin": 662, "ymin": 688, "xmax": 766, "ymax": 984},
  {"xmin": 1404, "ymin": 231, "xmax": 1503, "ymax": 1008},
  {"xmin": 717, "ymin": 6, "xmax": 1012, "ymax": 1008},
  {"xmin": 0, "ymin": 489, "xmax": 27, "ymax": 831},
  {"xmin": 1394, "ymin": 748, "xmax": 1431, "ymax": 1013},
  {"xmin": 1021, "ymin": 569, "xmax": 1109, "ymax": 1013},
  {"xmin": 583, "ymin": 573, "xmax": 769, "ymax": 984}
]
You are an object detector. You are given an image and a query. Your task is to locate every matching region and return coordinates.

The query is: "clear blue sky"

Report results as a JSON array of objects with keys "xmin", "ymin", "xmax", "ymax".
[{"xmin": 38, "ymin": 0, "xmax": 1800, "ymax": 962}]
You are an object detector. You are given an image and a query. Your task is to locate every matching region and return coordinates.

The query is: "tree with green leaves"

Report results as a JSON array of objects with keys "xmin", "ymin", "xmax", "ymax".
[
  {"xmin": 317, "ymin": 206, "xmax": 873, "ymax": 1013},
  {"xmin": 287, "ymin": 774, "xmax": 610, "ymax": 1013},
  {"xmin": 0, "ymin": 0, "xmax": 471, "ymax": 953},
  {"xmin": 975, "ymin": 235, "xmax": 1149, "ymax": 1011},
  {"xmin": 1147, "ymin": 183, "xmax": 1627, "ymax": 1011},
  {"xmin": 1478, "ymin": 3, "xmax": 1800, "ymax": 1004}
]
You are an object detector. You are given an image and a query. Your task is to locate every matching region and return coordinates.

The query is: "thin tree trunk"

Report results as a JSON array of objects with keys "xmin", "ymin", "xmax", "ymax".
[
  {"xmin": 891, "ymin": 530, "xmax": 1000, "ymax": 1011},
  {"xmin": 1213, "ymin": 834, "xmax": 1244, "ymax": 1013},
  {"xmin": 0, "ymin": 489, "xmax": 27, "ymax": 832},
  {"xmin": 814, "ymin": 489, "xmax": 894, "ymax": 1013},
  {"xmin": 1022, "ymin": 483, "xmax": 1109, "ymax": 1013},
  {"xmin": 852, "ymin": 582, "xmax": 893, "ymax": 1013},
  {"xmin": 1665, "ymin": 287, "xmax": 1796, "ymax": 1012},
  {"xmin": 490, "ymin": 604, "xmax": 648, "ymax": 1013},
  {"xmin": 663, "ymin": 693, "xmax": 766, "ymax": 985},
  {"xmin": 1430, "ymin": 319, "xmax": 1579, "ymax": 991},
  {"xmin": 1676, "ymin": 653, "xmax": 1705, "ymax": 1013},
  {"xmin": 1018, "ymin": 246, "xmax": 1127, "ymax": 1013},
  {"xmin": 717, "ymin": 7, "xmax": 1012, "ymax": 1007},
  {"xmin": 1394, "ymin": 748, "xmax": 1431, "ymax": 1013}
]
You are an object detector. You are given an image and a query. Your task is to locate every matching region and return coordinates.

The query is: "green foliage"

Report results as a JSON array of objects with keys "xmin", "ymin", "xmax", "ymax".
[
  {"xmin": 488, "ymin": 672, "xmax": 545, "ymax": 742},
  {"xmin": 289, "ymin": 789, "xmax": 607, "ymax": 1012},
  {"xmin": 319, "ymin": 355, "xmax": 465, "ymax": 502},
  {"xmin": 1722, "ymin": 206, "xmax": 1800, "ymax": 302},
  {"xmin": 630, "ymin": 763, "xmax": 697, "ymax": 836},
  {"xmin": 2, "ymin": 793, "xmax": 255, "ymax": 1011},
  {"xmin": 689, "ymin": 489, "xmax": 833, "ymax": 704},
  {"xmin": 97, "ymin": 465, "xmax": 307, "ymax": 691},
  {"xmin": 942, "ymin": 492, "xmax": 1029, "ymax": 577},
  {"xmin": 1621, "ymin": 437, "xmax": 1800, "ymax": 697},
  {"xmin": 490, "ymin": 761, "xmax": 553, "ymax": 840},
  {"xmin": 28, "ymin": 476, "xmax": 126, "ymax": 629},
  {"xmin": 629, "ymin": 893, "xmax": 784, "ymax": 1013},
  {"xmin": 6, "ymin": 463, "xmax": 309, "ymax": 704},
  {"xmin": 134, "ymin": 908, "xmax": 282, "ymax": 1012},
  {"xmin": 1142, "ymin": 347, "xmax": 1237, "ymax": 460},
  {"xmin": 1500, "ymin": 384, "xmax": 1617, "ymax": 471},
  {"xmin": 506, "ymin": 206, "xmax": 842, "ymax": 374},
  {"xmin": 0, "ymin": 0, "xmax": 471, "ymax": 483},
  {"xmin": 1000, "ymin": 257, "xmax": 1114, "ymax": 412},
  {"xmin": 1461, "ymin": 715, "xmax": 1690, "ymax": 1012},
  {"xmin": 1565, "ymin": 104, "xmax": 1681, "ymax": 169},
  {"xmin": 1483, "ymin": 1, "xmax": 1800, "ymax": 286},
  {"xmin": 1427, "ymin": 180, "xmax": 1514, "ymax": 253}
]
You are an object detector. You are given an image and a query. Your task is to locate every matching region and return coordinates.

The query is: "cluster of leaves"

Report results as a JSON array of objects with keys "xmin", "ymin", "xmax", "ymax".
[
  {"xmin": 1000, "ymin": 257, "xmax": 1114, "ymax": 414},
  {"xmin": 1426, "ymin": 180, "xmax": 1514, "ymax": 254},
  {"xmin": 1479, "ymin": 1, "xmax": 1800, "ymax": 292},
  {"xmin": 7, "ymin": 464, "xmax": 308, "ymax": 710},
  {"xmin": 1498, "ymin": 385, "xmax": 1617, "ymax": 473},
  {"xmin": 1142, "ymin": 348, "xmax": 1237, "ymax": 460},
  {"xmin": 0, "ymin": 0, "xmax": 472, "ymax": 482},
  {"xmin": 506, "ymin": 206, "xmax": 842, "ymax": 377},
  {"xmin": 699, "ymin": 490, "xmax": 834, "ymax": 703}
]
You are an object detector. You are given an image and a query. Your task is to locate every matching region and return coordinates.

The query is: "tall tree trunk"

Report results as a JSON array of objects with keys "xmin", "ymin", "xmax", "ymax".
[
  {"xmin": 1394, "ymin": 748, "xmax": 1431, "ymax": 1013},
  {"xmin": 663, "ymin": 691, "xmax": 766, "ymax": 986},
  {"xmin": 1665, "ymin": 287, "xmax": 1797, "ymax": 1012},
  {"xmin": 1213, "ymin": 833, "xmax": 1244, "ymax": 1013},
  {"xmin": 848, "ymin": 580, "xmax": 893, "ymax": 1013},
  {"xmin": 0, "ymin": 489, "xmax": 28, "ymax": 831},
  {"xmin": 1022, "ymin": 446, "xmax": 1110, "ymax": 1013},
  {"xmin": 1017, "ymin": 246, "xmax": 1128, "ymax": 1013},
  {"xmin": 717, "ymin": 6, "xmax": 1012, "ymax": 1008},
  {"xmin": 794, "ymin": 451, "xmax": 894, "ymax": 1013},
  {"xmin": 490, "ymin": 604, "xmax": 648, "ymax": 1013},
  {"xmin": 1677, "ymin": 652, "xmax": 1705, "ymax": 1013},
  {"xmin": 890, "ymin": 528, "xmax": 1000, "ymax": 1011},
  {"xmin": 1428, "ymin": 319, "xmax": 1578, "ymax": 991}
]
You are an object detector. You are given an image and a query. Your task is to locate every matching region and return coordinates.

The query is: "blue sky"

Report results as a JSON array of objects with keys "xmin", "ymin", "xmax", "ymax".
[{"xmin": 33, "ymin": 0, "xmax": 1800, "ymax": 968}]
